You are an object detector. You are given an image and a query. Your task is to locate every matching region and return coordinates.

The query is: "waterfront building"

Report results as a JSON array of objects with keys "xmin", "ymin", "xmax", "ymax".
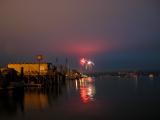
[{"xmin": 7, "ymin": 63, "xmax": 52, "ymax": 76}]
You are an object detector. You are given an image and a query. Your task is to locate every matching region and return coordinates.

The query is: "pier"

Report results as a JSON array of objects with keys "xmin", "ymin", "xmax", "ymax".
[{"xmin": 0, "ymin": 62, "xmax": 82, "ymax": 90}]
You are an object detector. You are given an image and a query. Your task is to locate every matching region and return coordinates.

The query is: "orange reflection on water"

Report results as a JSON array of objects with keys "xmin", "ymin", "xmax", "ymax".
[
  {"xmin": 24, "ymin": 92, "xmax": 49, "ymax": 110},
  {"xmin": 79, "ymin": 77, "xmax": 96, "ymax": 103}
]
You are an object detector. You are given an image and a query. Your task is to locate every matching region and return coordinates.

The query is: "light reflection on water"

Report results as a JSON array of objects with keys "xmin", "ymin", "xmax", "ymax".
[
  {"xmin": 24, "ymin": 91, "xmax": 49, "ymax": 110},
  {"xmin": 78, "ymin": 77, "xmax": 96, "ymax": 103},
  {"xmin": 0, "ymin": 76, "xmax": 160, "ymax": 120}
]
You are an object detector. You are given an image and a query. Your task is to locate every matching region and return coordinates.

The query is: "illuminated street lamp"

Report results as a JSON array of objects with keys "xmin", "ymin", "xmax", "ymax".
[
  {"xmin": 37, "ymin": 55, "xmax": 43, "ymax": 61},
  {"xmin": 36, "ymin": 55, "xmax": 44, "ymax": 82}
]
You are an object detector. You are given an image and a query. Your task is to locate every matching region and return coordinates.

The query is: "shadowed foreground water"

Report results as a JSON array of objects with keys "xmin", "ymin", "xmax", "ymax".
[{"xmin": 0, "ymin": 76, "xmax": 160, "ymax": 120}]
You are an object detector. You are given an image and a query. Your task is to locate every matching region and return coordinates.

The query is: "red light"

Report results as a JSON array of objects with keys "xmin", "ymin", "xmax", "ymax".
[
  {"xmin": 80, "ymin": 87, "xmax": 89, "ymax": 103},
  {"xmin": 80, "ymin": 58, "xmax": 86, "ymax": 65}
]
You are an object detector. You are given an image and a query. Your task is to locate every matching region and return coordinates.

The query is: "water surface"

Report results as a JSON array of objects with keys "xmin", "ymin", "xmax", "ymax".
[{"xmin": 0, "ymin": 76, "xmax": 160, "ymax": 120}]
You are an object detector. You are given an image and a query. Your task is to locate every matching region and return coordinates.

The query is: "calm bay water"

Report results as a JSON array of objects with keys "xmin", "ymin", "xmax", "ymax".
[{"xmin": 0, "ymin": 76, "xmax": 160, "ymax": 120}]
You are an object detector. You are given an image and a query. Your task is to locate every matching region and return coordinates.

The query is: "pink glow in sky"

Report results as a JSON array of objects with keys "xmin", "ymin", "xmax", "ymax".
[{"xmin": 50, "ymin": 38, "xmax": 114, "ymax": 57}]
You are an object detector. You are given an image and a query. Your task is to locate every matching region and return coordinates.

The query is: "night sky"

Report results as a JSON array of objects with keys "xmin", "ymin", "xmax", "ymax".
[{"xmin": 0, "ymin": 0, "xmax": 160, "ymax": 71}]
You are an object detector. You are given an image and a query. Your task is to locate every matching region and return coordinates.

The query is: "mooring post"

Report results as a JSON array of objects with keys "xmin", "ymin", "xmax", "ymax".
[{"xmin": 20, "ymin": 67, "xmax": 24, "ymax": 82}]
